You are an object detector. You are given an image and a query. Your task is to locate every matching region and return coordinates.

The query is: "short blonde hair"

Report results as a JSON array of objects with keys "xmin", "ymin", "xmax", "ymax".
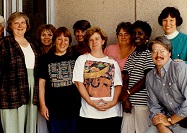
[
  {"xmin": 85, "ymin": 26, "xmax": 108, "ymax": 50},
  {"xmin": 0, "ymin": 15, "xmax": 5, "ymax": 28},
  {"xmin": 6, "ymin": 11, "xmax": 31, "ymax": 34}
]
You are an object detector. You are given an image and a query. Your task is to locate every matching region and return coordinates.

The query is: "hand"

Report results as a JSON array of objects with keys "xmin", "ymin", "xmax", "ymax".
[
  {"xmin": 122, "ymin": 100, "xmax": 132, "ymax": 113},
  {"xmin": 40, "ymin": 105, "xmax": 49, "ymax": 121},
  {"xmin": 152, "ymin": 113, "xmax": 171, "ymax": 126},
  {"xmin": 120, "ymin": 90, "xmax": 129, "ymax": 103},
  {"xmin": 89, "ymin": 99, "xmax": 115, "ymax": 111}
]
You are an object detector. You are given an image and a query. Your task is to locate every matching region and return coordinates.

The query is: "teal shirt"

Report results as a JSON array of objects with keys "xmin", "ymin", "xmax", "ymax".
[{"xmin": 170, "ymin": 32, "xmax": 187, "ymax": 64}]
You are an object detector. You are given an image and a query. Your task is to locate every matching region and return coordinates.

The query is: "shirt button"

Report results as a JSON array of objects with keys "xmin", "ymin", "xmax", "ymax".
[
  {"xmin": 170, "ymin": 102, "xmax": 172, "ymax": 105},
  {"xmin": 166, "ymin": 93, "xmax": 168, "ymax": 95},
  {"xmin": 163, "ymin": 84, "xmax": 165, "ymax": 86}
]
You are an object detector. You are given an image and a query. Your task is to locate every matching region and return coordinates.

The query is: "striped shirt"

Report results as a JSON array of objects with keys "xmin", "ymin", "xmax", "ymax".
[{"xmin": 123, "ymin": 49, "xmax": 154, "ymax": 105}]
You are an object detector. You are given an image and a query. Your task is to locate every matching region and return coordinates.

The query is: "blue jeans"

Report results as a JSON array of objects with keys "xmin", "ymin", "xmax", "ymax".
[{"xmin": 48, "ymin": 116, "xmax": 77, "ymax": 133}]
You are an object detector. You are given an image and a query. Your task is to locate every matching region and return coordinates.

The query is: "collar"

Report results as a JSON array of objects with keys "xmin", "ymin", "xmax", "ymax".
[
  {"xmin": 164, "ymin": 30, "xmax": 179, "ymax": 39},
  {"xmin": 153, "ymin": 58, "xmax": 172, "ymax": 77}
]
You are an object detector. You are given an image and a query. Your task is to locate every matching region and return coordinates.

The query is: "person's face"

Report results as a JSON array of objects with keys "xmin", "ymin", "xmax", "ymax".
[
  {"xmin": 0, "ymin": 25, "xmax": 4, "ymax": 38},
  {"xmin": 151, "ymin": 43, "xmax": 171, "ymax": 69},
  {"xmin": 55, "ymin": 33, "xmax": 69, "ymax": 55},
  {"xmin": 162, "ymin": 14, "xmax": 177, "ymax": 35},
  {"xmin": 117, "ymin": 28, "xmax": 131, "ymax": 46},
  {"xmin": 88, "ymin": 32, "xmax": 105, "ymax": 51},
  {"xmin": 74, "ymin": 29, "xmax": 86, "ymax": 43},
  {"xmin": 11, "ymin": 16, "xmax": 27, "ymax": 36},
  {"xmin": 132, "ymin": 27, "xmax": 147, "ymax": 46},
  {"xmin": 40, "ymin": 29, "xmax": 53, "ymax": 47}
]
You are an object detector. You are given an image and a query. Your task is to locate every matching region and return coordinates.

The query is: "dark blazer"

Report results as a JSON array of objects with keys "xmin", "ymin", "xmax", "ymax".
[{"xmin": 0, "ymin": 35, "xmax": 41, "ymax": 109}]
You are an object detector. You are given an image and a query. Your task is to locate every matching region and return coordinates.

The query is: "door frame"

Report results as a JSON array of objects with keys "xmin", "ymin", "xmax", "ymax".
[{"xmin": 3, "ymin": 0, "xmax": 54, "ymax": 24}]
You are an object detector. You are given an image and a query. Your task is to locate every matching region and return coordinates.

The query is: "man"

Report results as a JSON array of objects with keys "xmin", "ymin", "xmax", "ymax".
[{"xmin": 145, "ymin": 36, "xmax": 187, "ymax": 133}]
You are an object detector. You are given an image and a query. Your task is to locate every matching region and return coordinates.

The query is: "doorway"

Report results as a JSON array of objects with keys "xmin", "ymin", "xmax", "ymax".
[{"xmin": 0, "ymin": 0, "xmax": 54, "ymax": 37}]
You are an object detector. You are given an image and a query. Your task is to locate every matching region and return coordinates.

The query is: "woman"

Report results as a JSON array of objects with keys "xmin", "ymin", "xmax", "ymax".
[
  {"xmin": 0, "ymin": 11, "xmax": 41, "ymax": 133},
  {"xmin": 0, "ymin": 15, "xmax": 5, "ymax": 39},
  {"xmin": 36, "ymin": 24, "xmax": 56, "ymax": 54},
  {"xmin": 72, "ymin": 20, "xmax": 91, "ymax": 55},
  {"xmin": 73, "ymin": 27, "xmax": 123, "ymax": 133},
  {"xmin": 104, "ymin": 22, "xmax": 135, "ymax": 71},
  {"xmin": 158, "ymin": 6, "xmax": 187, "ymax": 63},
  {"xmin": 39, "ymin": 27, "xmax": 81, "ymax": 133},
  {"xmin": 36, "ymin": 23, "xmax": 56, "ymax": 133},
  {"xmin": 120, "ymin": 20, "xmax": 154, "ymax": 133}
]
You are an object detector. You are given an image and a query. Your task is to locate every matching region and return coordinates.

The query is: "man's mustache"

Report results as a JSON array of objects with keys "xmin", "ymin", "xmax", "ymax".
[{"xmin": 155, "ymin": 56, "xmax": 164, "ymax": 60}]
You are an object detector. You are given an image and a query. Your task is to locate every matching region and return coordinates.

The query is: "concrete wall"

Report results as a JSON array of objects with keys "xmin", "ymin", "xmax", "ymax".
[{"xmin": 53, "ymin": 0, "xmax": 187, "ymax": 46}]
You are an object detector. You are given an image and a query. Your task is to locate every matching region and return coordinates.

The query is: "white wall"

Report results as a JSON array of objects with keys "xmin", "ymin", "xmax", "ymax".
[{"xmin": 53, "ymin": 0, "xmax": 187, "ymax": 46}]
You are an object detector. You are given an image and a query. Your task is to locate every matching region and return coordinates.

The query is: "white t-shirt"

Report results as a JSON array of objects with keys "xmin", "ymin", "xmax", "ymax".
[
  {"xmin": 20, "ymin": 44, "xmax": 35, "ymax": 69},
  {"xmin": 73, "ymin": 53, "xmax": 122, "ymax": 119}
]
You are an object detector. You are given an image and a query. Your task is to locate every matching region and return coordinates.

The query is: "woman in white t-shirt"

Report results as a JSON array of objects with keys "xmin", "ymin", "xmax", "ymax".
[{"xmin": 73, "ymin": 26, "xmax": 123, "ymax": 133}]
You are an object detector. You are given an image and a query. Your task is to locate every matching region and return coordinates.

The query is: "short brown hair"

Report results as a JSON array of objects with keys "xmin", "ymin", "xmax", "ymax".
[
  {"xmin": 148, "ymin": 36, "xmax": 172, "ymax": 53},
  {"xmin": 54, "ymin": 27, "xmax": 72, "ymax": 44},
  {"xmin": 6, "ymin": 11, "xmax": 31, "ymax": 34},
  {"xmin": 36, "ymin": 24, "xmax": 56, "ymax": 42},
  {"xmin": 158, "ymin": 7, "xmax": 183, "ymax": 26}
]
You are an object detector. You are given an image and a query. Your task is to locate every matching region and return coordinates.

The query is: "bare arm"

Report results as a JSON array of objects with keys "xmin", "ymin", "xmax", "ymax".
[
  {"xmin": 153, "ymin": 113, "xmax": 185, "ymax": 133},
  {"xmin": 74, "ymin": 81, "xmax": 122, "ymax": 111},
  {"xmin": 120, "ymin": 73, "xmax": 145, "ymax": 102},
  {"xmin": 156, "ymin": 124, "xmax": 172, "ymax": 133},
  {"xmin": 39, "ymin": 78, "xmax": 49, "ymax": 120},
  {"xmin": 102, "ymin": 85, "xmax": 122, "ymax": 110},
  {"xmin": 74, "ymin": 81, "xmax": 104, "ymax": 111}
]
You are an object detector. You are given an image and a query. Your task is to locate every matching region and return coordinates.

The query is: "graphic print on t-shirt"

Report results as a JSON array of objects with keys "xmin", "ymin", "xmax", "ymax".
[
  {"xmin": 84, "ymin": 60, "xmax": 114, "ymax": 97},
  {"xmin": 48, "ymin": 60, "xmax": 75, "ymax": 88}
]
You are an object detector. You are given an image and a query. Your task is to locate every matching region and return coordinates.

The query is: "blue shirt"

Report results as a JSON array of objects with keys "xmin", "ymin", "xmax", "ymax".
[{"xmin": 146, "ymin": 59, "xmax": 187, "ymax": 119}]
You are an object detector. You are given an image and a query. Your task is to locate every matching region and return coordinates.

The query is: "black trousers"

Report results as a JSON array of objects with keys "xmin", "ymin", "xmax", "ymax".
[{"xmin": 77, "ymin": 116, "xmax": 122, "ymax": 133}]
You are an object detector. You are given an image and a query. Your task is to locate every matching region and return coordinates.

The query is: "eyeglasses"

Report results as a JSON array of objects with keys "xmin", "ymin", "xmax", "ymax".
[{"xmin": 151, "ymin": 49, "xmax": 168, "ymax": 54}]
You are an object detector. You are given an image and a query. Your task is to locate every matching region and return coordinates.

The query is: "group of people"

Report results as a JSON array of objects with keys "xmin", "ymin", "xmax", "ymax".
[{"xmin": 0, "ymin": 6, "xmax": 186, "ymax": 133}]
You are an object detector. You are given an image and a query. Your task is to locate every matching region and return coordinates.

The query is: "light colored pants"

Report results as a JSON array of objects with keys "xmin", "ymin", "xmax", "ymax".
[
  {"xmin": 144, "ymin": 124, "xmax": 187, "ymax": 133},
  {"xmin": 121, "ymin": 105, "xmax": 152, "ymax": 133},
  {"xmin": 37, "ymin": 111, "xmax": 49, "ymax": 133},
  {"xmin": 0, "ymin": 69, "xmax": 37, "ymax": 133}
]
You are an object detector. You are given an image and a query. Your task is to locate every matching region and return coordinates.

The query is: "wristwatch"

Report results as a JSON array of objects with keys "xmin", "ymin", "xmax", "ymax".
[{"xmin": 167, "ymin": 117, "xmax": 172, "ymax": 125}]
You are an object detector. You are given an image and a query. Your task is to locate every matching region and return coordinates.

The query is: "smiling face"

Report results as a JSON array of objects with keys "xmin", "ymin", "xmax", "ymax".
[
  {"xmin": 162, "ymin": 14, "xmax": 177, "ymax": 35},
  {"xmin": 151, "ymin": 43, "xmax": 171, "ymax": 69},
  {"xmin": 40, "ymin": 29, "xmax": 53, "ymax": 46},
  {"xmin": 55, "ymin": 33, "xmax": 69, "ymax": 55},
  {"xmin": 11, "ymin": 16, "xmax": 27, "ymax": 36},
  {"xmin": 132, "ymin": 27, "xmax": 147, "ymax": 47},
  {"xmin": 88, "ymin": 32, "xmax": 105, "ymax": 51},
  {"xmin": 75, "ymin": 29, "xmax": 86, "ymax": 43},
  {"xmin": 117, "ymin": 28, "xmax": 131, "ymax": 46}
]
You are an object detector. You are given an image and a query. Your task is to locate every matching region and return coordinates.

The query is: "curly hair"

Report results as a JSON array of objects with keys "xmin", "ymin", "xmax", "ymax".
[
  {"xmin": 85, "ymin": 26, "xmax": 108, "ymax": 50},
  {"xmin": 36, "ymin": 24, "xmax": 56, "ymax": 42},
  {"xmin": 132, "ymin": 20, "xmax": 152, "ymax": 39},
  {"xmin": 116, "ymin": 22, "xmax": 132, "ymax": 36}
]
